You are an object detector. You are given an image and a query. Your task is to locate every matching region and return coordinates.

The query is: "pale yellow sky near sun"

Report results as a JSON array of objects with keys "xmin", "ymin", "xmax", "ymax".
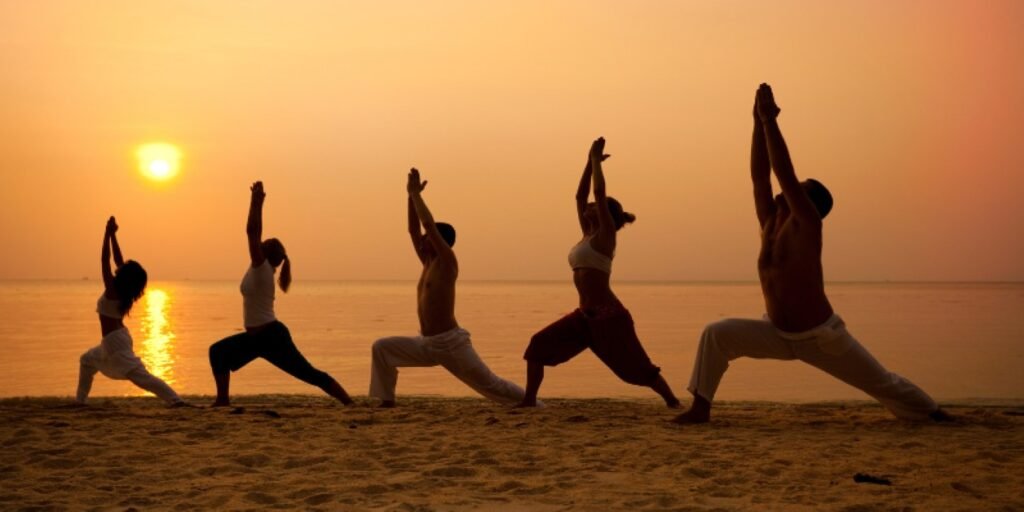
[{"xmin": 1, "ymin": 1, "xmax": 1022, "ymax": 281}]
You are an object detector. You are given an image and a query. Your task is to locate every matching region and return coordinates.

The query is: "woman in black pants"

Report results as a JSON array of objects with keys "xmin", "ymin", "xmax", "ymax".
[{"xmin": 209, "ymin": 181, "xmax": 353, "ymax": 407}]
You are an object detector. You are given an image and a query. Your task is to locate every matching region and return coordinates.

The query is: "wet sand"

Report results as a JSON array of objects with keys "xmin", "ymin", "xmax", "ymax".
[{"xmin": 1, "ymin": 396, "xmax": 1022, "ymax": 511}]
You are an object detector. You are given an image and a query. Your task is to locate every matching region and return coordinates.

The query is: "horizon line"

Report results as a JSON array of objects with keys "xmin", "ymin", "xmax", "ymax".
[{"xmin": 2, "ymin": 278, "xmax": 1022, "ymax": 285}]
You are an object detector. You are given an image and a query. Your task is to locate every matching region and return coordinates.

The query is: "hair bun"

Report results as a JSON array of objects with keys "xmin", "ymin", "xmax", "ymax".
[{"xmin": 623, "ymin": 212, "xmax": 637, "ymax": 224}]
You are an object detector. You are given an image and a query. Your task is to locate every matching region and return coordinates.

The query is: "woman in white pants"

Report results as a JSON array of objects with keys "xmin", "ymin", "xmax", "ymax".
[{"xmin": 76, "ymin": 217, "xmax": 184, "ymax": 406}]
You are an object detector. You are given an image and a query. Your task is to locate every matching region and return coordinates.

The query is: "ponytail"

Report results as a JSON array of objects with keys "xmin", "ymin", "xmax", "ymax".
[
  {"xmin": 278, "ymin": 256, "xmax": 291, "ymax": 293},
  {"xmin": 606, "ymin": 197, "xmax": 637, "ymax": 231}
]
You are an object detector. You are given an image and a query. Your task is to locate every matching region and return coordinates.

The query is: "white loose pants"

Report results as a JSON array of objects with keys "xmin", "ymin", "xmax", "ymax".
[
  {"xmin": 76, "ymin": 327, "xmax": 182, "ymax": 405},
  {"xmin": 688, "ymin": 315, "xmax": 938, "ymax": 420},
  {"xmin": 369, "ymin": 327, "xmax": 525, "ymax": 404}
]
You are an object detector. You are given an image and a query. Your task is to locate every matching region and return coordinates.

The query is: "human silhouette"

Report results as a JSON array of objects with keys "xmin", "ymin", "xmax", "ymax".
[
  {"xmin": 673, "ymin": 84, "xmax": 949, "ymax": 423},
  {"xmin": 208, "ymin": 181, "xmax": 353, "ymax": 407},
  {"xmin": 517, "ymin": 138, "xmax": 680, "ymax": 408},
  {"xmin": 76, "ymin": 216, "xmax": 184, "ymax": 406},
  {"xmin": 368, "ymin": 168, "xmax": 526, "ymax": 407}
]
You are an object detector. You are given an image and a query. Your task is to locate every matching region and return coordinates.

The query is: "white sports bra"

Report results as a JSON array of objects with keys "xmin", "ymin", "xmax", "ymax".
[
  {"xmin": 96, "ymin": 294, "xmax": 123, "ymax": 319},
  {"xmin": 568, "ymin": 238, "xmax": 612, "ymax": 274}
]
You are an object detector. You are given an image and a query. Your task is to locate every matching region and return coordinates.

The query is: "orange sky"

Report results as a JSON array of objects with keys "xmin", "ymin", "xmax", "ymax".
[{"xmin": 1, "ymin": 1, "xmax": 1022, "ymax": 281}]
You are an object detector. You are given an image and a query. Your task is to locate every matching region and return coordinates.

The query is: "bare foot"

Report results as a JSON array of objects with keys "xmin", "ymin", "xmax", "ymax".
[
  {"xmin": 666, "ymin": 399, "xmax": 682, "ymax": 409},
  {"xmin": 930, "ymin": 408, "xmax": 954, "ymax": 422},
  {"xmin": 671, "ymin": 407, "xmax": 710, "ymax": 424},
  {"xmin": 210, "ymin": 400, "xmax": 231, "ymax": 408},
  {"xmin": 672, "ymin": 394, "xmax": 711, "ymax": 424},
  {"xmin": 515, "ymin": 399, "xmax": 538, "ymax": 408},
  {"xmin": 326, "ymin": 381, "xmax": 354, "ymax": 406},
  {"xmin": 169, "ymin": 401, "xmax": 197, "ymax": 409},
  {"xmin": 378, "ymin": 400, "xmax": 396, "ymax": 408}
]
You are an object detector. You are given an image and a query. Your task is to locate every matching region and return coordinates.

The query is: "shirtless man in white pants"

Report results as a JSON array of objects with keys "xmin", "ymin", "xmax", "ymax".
[
  {"xmin": 674, "ymin": 84, "xmax": 949, "ymax": 423},
  {"xmin": 369, "ymin": 168, "xmax": 526, "ymax": 407}
]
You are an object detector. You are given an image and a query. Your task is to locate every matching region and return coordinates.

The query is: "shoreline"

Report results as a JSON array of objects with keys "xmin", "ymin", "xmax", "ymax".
[
  {"xmin": 2, "ymin": 396, "xmax": 1022, "ymax": 510},
  {"xmin": 4, "ymin": 394, "xmax": 1024, "ymax": 408},
  {"xmin": 3, "ymin": 394, "xmax": 1024, "ymax": 407}
]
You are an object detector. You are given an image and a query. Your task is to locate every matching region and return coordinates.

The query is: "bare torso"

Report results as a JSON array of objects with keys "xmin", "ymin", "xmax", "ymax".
[
  {"xmin": 417, "ymin": 257, "xmax": 459, "ymax": 336},
  {"xmin": 573, "ymin": 268, "xmax": 619, "ymax": 312},
  {"xmin": 758, "ymin": 209, "xmax": 834, "ymax": 332},
  {"xmin": 99, "ymin": 315, "xmax": 124, "ymax": 337},
  {"xmin": 572, "ymin": 236, "xmax": 620, "ymax": 312}
]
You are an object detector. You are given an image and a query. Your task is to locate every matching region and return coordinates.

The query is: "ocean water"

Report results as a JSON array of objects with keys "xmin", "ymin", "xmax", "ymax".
[{"xmin": 1, "ymin": 280, "xmax": 1021, "ymax": 402}]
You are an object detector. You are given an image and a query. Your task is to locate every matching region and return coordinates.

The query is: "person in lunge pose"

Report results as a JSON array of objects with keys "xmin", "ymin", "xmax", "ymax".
[
  {"xmin": 517, "ymin": 137, "xmax": 680, "ymax": 408},
  {"xmin": 369, "ymin": 168, "xmax": 526, "ymax": 407},
  {"xmin": 76, "ymin": 216, "xmax": 184, "ymax": 406},
  {"xmin": 673, "ymin": 84, "xmax": 948, "ymax": 423},
  {"xmin": 208, "ymin": 181, "xmax": 353, "ymax": 407}
]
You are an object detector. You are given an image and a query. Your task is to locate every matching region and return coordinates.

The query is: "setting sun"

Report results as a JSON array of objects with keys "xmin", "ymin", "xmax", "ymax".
[{"xmin": 136, "ymin": 143, "xmax": 181, "ymax": 182}]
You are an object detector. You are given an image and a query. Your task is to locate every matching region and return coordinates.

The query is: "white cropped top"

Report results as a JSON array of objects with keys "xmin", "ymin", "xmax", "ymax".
[
  {"xmin": 241, "ymin": 260, "xmax": 277, "ymax": 327},
  {"xmin": 568, "ymin": 238, "xmax": 613, "ymax": 274},
  {"xmin": 96, "ymin": 294, "xmax": 123, "ymax": 319}
]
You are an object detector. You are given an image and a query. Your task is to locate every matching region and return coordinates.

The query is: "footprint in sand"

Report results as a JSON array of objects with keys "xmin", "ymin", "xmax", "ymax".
[
  {"xmin": 950, "ymin": 482, "xmax": 985, "ymax": 499},
  {"xmin": 494, "ymin": 478, "xmax": 532, "ymax": 492},
  {"xmin": 40, "ymin": 457, "xmax": 84, "ymax": 470},
  {"xmin": 233, "ymin": 453, "xmax": 272, "ymax": 468},
  {"xmin": 244, "ymin": 491, "xmax": 278, "ymax": 505},
  {"xmin": 283, "ymin": 456, "xmax": 330, "ymax": 469},
  {"xmin": 425, "ymin": 466, "xmax": 477, "ymax": 478},
  {"xmin": 498, "ymin": 465, "xmax": 540, "ymax": 476},
  {"xmin": 472, "ymin": 456, "xmax": 500, "ymax": 466},
  {"xmin": 360, "ymin": 484, "xmax": 389, "ymax": 495},
  {"xmin": 204, "ymin": 494, "xmax": 232, "ymax": 508},
  {"xmin": 304, "ymin": 493, "xmax": 334, "ymax": 506},
  {"xmin": 512, "ymin": 485, "xmax": 554, "ymax": 496},
  {"xmin": 3, "ymin": 428, "xmax": 40, "ymax": 447},
  {"xmin": 899, "ymin": 441, "xmax": 926, "ymax": 449}
]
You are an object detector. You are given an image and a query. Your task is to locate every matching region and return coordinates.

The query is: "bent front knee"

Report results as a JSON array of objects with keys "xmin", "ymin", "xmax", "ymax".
[
  {"xmin": 523, "ymin": 333, "xmax": 557, "ymax": 363},
  {"xmin": 371, "ymin": 338, "xmax": 393, "ymax": 357},
  {"xmin": 699, "ymin": 318, "xmax": 750, "ymax": 354},
  {"xmin": 702, "ymin": 318, "xmax": 745, "ymax": 338},
  {"xmin": 208, "ymin": 344, "xmax": 231, "ymax": 374}
]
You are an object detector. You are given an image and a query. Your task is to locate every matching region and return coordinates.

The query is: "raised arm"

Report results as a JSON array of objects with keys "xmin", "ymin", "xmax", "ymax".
[
  {"xmin": 407, "ymin": 168, "xmax": 455, "ymax": 265},
  {"xmin": 750, "ymin": 94, "xmax": 775, "ymax": 228},
  {"xmin": 756, "ymin": 84, "xmax": 821, "ymax": 224},
  {"xmin": 101, "ymin": 219, "xmax": 115, "ymax": 293},
  {"xmin": 408, "ymin": 195, "xmax": 427, "ymax": 263},
  {"xmin": 107, "ymin": 217, "xmax": 125, "ymax": 268},
  {"xmin": 575, "ymin": 150, "xmax": 613, "ymax": 234},
  {"xmin": 247, "ymin": 181, "xmax": 266, "ymax": 267},
  {"xmin": 588, "ymin": 137, "xmax": 617, "ymax": 244},
  {"xmin": 575, "ymin": 157, "xmax": 593, "ymax": 233}
]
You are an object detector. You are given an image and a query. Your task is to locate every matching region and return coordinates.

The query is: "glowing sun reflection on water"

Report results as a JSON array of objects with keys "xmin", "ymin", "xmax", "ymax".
[{"xmin": 138, "ymin": 288, "xmax": 176, "ymax": 393}]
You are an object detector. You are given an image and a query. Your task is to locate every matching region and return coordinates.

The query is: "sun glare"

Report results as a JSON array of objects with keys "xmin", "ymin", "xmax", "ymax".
[
  {"xmin": 138, "ymin": 287, "xmax": 177, "ymax": 394},
  {"xmin": 137, "ymin": 143, "xmax": 181, "ymax": 182}
]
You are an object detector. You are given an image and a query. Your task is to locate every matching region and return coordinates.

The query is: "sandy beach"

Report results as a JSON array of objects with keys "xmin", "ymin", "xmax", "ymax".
[{"xmin": 1, "ymin": 396, "xmax": 1022, "ymax": 511}]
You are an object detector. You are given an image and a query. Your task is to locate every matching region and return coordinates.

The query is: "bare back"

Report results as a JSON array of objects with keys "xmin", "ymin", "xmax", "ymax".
[
  {"xmin": 758, "ymin": 208, "xmax": 834, "ymax": 332},
  {"xmin": 417, "ymin": 255, "xmax": 459, "ymax": 336}
]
